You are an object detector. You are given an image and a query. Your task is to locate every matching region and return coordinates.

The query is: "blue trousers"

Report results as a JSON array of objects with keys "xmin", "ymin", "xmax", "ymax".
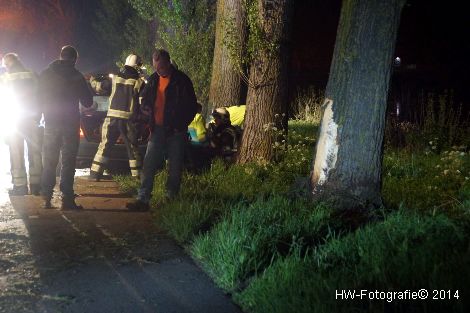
[{"xmin": 137, "ymin": 127, "xmax": 186, "ymax": 203}]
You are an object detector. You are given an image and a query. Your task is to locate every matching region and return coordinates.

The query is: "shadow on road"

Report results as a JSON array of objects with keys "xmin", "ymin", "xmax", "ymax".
[{"xmin": 1, "ymin": 175, "xmax": 241, "ymax": 313}]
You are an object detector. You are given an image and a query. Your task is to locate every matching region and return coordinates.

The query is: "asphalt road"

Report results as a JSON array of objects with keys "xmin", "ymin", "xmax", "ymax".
[{"xmin": 0, "ymin": 166, "xmax": 241, "ymax": 313}]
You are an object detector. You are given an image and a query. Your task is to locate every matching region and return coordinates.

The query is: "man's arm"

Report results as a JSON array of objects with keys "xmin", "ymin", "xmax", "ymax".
[
  {"xmin": 182, "ymin": 77, "xmax": 198, "ymax": 126},
  {"xmin": 78, "ymin": 75, "xmax": 93, "ymax": 108}
]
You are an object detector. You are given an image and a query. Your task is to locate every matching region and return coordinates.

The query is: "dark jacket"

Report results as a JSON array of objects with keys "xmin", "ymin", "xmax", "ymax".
[
  {"xmin": 39, "ymin": 60, "xmax": 93, "ymax": 129},
  {"xmin": 140, "ymin": 67, "xmax": 198, "ymax": 133},
  {"xmin": 107, "ymin": 65, "xmax": 145, "ymax": 120}
]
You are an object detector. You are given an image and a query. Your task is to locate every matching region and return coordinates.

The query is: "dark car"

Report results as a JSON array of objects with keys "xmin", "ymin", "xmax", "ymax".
[{"xmin": 76, "ymin": 75, "xmax": 149, "ymax": 173}]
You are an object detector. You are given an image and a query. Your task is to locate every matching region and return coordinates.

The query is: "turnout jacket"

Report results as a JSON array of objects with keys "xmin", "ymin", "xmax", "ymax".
[
  {"xmin": 141, "ymin": 66, "xmax": 198, "ymax": 133},
  {"xmin": 0, "ymin": 64, "xmax": 39, "ymax": 122},
  {"xmin": 107, "ymin": 65, "xmax": 145, "ymax": 120},
  {"xmin": 38, "ymin": 60, "xmax": 93, "ymax": 129}
]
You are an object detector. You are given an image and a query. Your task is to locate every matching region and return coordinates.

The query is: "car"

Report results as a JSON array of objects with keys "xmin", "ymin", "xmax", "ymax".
[{"xmin": 76, "ymin": 75, "xmax": 149, "ymax": 174}]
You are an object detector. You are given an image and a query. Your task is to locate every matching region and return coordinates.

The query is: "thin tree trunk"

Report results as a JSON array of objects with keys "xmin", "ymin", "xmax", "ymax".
[
  {"xmin": 237, "ymin": 0, "xmax": 292, "ymax": 164},
  {"xmin": 310, "ymin": 0, "xmax": 406, "ymax": 209},
  {"xmin": 209, "ymin": 0, "xmax": 246, "ymax": 109}
]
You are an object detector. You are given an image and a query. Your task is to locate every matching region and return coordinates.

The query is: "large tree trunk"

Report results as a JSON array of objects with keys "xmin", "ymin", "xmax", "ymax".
[
  {"xmin": 208, "ymin": 0, "xmax": 246, "ymax": 109},
  {"xmin": 237, "ymin": 0, "xmax": 292, "ymax": 164},
  {"xmin": 310, "ymin": 0, "xmax": 406, "ymax": 209}
]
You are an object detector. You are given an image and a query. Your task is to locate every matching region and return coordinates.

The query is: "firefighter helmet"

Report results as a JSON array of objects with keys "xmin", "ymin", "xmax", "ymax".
[
  {"xmin": 212, "ymin": 107, "xmax": 231, "ymax": 124},
  {"xmin": 125, "ymin": 54, "xmax": 142, "ymax": 68}
]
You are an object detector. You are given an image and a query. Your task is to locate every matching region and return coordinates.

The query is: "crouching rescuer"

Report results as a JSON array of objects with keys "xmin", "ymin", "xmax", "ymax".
[{"xmin": 89, "ymin": 54, "xmax": 146, "ymax": 181}]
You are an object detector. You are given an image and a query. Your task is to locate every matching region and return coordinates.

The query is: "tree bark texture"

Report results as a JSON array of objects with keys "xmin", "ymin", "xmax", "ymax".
[
  {"xmin": 237, "ymin": 0, "xmax": 292, "ymax": 164},
  {"xmin": 310, "ymin": 0, "xmax": 406, "ymax": 208},
  {"xmin": 208, "ymin": 0, "xmax": 246, "ymax": 110}
]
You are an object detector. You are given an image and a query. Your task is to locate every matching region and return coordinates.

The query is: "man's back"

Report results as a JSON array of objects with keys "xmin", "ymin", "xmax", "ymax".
[{"xmin": 39, "ymin": 59, "xmax": 92, "ymax": 128}]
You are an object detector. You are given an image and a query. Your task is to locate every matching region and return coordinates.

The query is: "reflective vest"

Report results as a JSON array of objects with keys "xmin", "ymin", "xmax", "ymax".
[
  {"xmin": 226, "ymin": 105, "xmax": 246, "ymax": 127},
  {"xmin": 0, "ymin": 71, "xmax": 38, "ymax": 118},
  {"xmin": 188, "ymin": 113, "xmax": 206, "ymax": 143},
  {"xmin": 107, "ymin": 73, "xmax": 145, "ymax": 120}
]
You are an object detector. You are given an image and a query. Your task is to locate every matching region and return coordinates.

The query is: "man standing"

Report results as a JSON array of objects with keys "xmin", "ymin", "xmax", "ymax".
[
  {"xmin": 39, "ymin": 46, "xmax": 93, "ymax": 210},
  {"xmin": 126, "ymin": 49, "xmax": 198, "ymax": 211},
  {"xmin": 89, "ymin": 54, "xmax": 146, "ymax": 181},
  {"xmin": 0, "ymin": 53, "xmax": 42, "ymax": 195}
]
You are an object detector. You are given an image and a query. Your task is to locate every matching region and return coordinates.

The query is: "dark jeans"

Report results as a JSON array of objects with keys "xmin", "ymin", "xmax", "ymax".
[
  {"xmin": 41, "ymin": 126, "xmax": 79, "ymax": 199},
  {"xmin": 137, "ymin": 127, "xmax": 186, "ymax": 203}
]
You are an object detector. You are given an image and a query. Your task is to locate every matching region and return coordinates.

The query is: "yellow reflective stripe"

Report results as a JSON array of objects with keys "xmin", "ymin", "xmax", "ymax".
[
  {"xmin": 91, "ymin": 164, "xmax": 102, "ymax": 172},
  {"xmin": 129, "ymin": 79, "xmax": 142, "ymax": 113},
  {"xmin": 93, "ymin": 154, "xmax": 109, "ymax": 164},
  {"xmin": 2, "ymin": 71, "xmax": 36, "ymax": 82},
  {"xmin": 129, "ymin": 159, "xmax": 142, "ymax": 167},
  {"xmin": 12, "ymin": 170, "xmax": 27, "ymax": 185},
  {"xmin": 131, "ymin": 169, "xmax": 141, "ymax": 177},
  {"xmin": 92, "ymin": 117, "xmax": 111, "ymax": 171},
  {"xmin": 107, "ymin": 109, "xmax": 132, "ymax": 119},
  {"xmin": 114, "ymin": 76, "xmax": 138, "ymax": 86}
]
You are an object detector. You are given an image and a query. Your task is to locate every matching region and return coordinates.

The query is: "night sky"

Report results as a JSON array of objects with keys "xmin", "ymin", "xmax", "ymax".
[
  {"xmin": 0, "ymin": 0, "xmax": 109, "ymax": 73},
  {"xmin": 1, "ymin": 0, "xmax": 468, "ymax": 105}
]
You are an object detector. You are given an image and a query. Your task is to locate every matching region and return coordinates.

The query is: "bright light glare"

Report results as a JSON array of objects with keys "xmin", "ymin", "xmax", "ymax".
[
  {"xmin": 108, "ymin": 73, "xmax": 114, "ymax": 78},
  {"xmin": 0, "ymin": 85, "xmax": 21, "ymax": 137}
]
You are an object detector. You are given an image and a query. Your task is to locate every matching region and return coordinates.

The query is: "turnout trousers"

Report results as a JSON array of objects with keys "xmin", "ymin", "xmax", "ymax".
[
  {"xmin": 40, "ymin": 126, "xmax": 79, "ymax": 199},
  {"xmin": 8, "ymin": 120, "xmax": 43, "ymax": 189},
  {"xmin": 91, "ymin": 117, "xmax": 142, "ymax": 177}
]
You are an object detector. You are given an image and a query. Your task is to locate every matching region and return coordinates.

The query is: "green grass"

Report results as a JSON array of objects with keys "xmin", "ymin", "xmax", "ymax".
[
  {"xmin": 382, "ymin": 148, "xmax": 470, "ymax": 211},
  {"xmin": 236, "ymin": 209, "xmax": 470, "ymax": 313},
  {"xmin": 191, "ymin": 196, "xmax": 336, "ymax": 292},
  {"xmin": 115, "ymin": 120, "xmax": 470, "ymax": 313}
]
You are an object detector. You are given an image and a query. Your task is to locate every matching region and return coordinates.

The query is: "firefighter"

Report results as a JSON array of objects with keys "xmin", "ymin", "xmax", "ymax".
[
  {"xmin": 1, "ymin": 53, "xmax": 42, "ymax": 196},
  {"xmin": 89, "ymin": 54, "xmax": 146, "ymax": 181},
  {"xmin": 207, "ymin": 107, "xmax": 239, "ymax": 161}
]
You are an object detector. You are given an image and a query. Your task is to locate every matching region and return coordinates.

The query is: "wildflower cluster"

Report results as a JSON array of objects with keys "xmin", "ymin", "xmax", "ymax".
[
  {"xmin": 424, "ymin": 137, "xmax": 442, "ymax": 155},
  {"xmin": 261, "ymin": 116, "xmax": 316, "ymax": 178},
  {"xmin": 436, "ymin": 146, "xmax": 469, "ymax": 182}
]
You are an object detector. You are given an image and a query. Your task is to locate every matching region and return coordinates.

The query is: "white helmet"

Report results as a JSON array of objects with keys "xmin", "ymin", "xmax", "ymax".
[
  {"xmin": 125, "ymin": 54, "xmax": 142, "ymax": 68},
  {"xmin": 212, "ymin": 107, "xmax": 231, "ymax": 123}
]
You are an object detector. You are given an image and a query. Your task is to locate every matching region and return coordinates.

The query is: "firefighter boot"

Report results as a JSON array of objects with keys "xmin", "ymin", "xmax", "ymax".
[
  {"xmin": 42, "ymin": 196, "xmax": 53, "ymax": 209},
  {"xmin": 88, "ymin": 170, "xmax": 102, "ymax": 182},
  {"xmin": 126, "ymin": 199, "xmax": 150, "ymax": 212},
  {"xmin": 61, "ymin": 197, "xmax": 83, "ymax": 211},
  {"xmin": 8, "ymin": 185, "xmax": 29, "ymax": 196},
  {"xmin": 30, "ymin": 184, "xmax": 41, "ymax": 196}
]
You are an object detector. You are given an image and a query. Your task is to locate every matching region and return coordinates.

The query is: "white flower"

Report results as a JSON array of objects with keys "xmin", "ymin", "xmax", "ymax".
[{"xmin": 443, "ymin": 170, "xmax": 449, "ymax": 175}]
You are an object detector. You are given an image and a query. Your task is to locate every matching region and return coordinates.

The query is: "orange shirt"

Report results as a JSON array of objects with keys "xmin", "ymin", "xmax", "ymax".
[{"xmin": 154, "ymin": 75, "xmax": 171, "ymax": 126}]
